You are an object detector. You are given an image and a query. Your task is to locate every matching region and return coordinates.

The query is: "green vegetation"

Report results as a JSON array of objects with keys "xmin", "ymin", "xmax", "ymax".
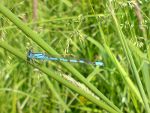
[{"xmin": 0, "ymin": 0, "xmax": 150, "ymax": 113}]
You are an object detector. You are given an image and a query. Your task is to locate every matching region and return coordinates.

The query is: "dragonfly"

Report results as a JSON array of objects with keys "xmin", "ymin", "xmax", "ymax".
[{"xmin": 27, "ymin": 50, "xmax": 104, "ymax": 66}]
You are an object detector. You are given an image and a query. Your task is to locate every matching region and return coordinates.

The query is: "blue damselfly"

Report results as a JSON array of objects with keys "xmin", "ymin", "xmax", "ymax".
[{"xmin": 27, "ymin": 50, "xmax": 104, "ymax": 66}]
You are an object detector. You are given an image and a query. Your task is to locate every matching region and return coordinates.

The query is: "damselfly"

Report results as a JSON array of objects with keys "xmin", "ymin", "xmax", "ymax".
[{"xmin": 27, "ymin": 50, "xmax": 104, "ymax": 66}]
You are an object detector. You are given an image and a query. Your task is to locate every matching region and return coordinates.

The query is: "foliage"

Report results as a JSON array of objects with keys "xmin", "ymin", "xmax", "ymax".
[{"xmin": 0, "ymin": 0, "xmax": 150, "ymax": 113}]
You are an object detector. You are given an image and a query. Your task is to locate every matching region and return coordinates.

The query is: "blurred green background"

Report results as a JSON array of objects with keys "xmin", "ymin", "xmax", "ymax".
[{"xmin": 0, "ymin": 0, "xmax": 150, "ymax": 113}]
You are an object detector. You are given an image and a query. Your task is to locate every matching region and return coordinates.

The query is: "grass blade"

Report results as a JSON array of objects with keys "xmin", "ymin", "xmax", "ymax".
[{"xmin": 108, "ymin": 1, "xmax": 150, "ymax": 112}]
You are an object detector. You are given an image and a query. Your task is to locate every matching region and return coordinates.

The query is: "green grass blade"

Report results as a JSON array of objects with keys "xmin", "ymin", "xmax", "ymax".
[
  {"xmin": 128, "ymin": 40, "xmax": 150, "ymax": 100},
  {"xmin": 108, "ymin": 2, "xmax": 150, "ymax": 112},
  {"xmin": 87, "ymin": 37, "xmax": 143, "ymax": 103}
]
